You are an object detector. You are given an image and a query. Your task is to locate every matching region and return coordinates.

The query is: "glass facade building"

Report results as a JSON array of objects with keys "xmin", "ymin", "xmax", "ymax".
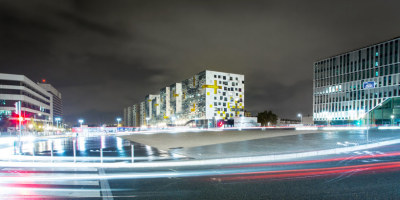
[{"xmin": 313, "ymin": 37, "xmax": 400, "ymax": 125}]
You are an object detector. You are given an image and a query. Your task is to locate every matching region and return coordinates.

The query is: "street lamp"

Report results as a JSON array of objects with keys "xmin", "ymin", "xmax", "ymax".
[
  {"xmin": 78, "ymin": 119, "xmax": 84, "ymax": 127},
  {"xmin": 146, "ymin": 117, "xmax": 150, "ymax": 127},
  {"xmin": 55, "ymin": 117, "xmax": 61, "ymax": 129},
  {"xmin": 116, "ymin": 117, "xmax": 121, "ymax": 127},
  {"xmin": 391, "ymin": 115, "xmax": 395, "ymax": 126},
  {"xmin": 297, "ymin": 113, "xmax": 303, "ymax": 125}
]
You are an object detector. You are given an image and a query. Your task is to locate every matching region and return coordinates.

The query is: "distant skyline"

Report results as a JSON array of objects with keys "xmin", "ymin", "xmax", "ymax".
[{"xmin": 1, "ymin": 0, "xmax": 400, "ymax": 124}]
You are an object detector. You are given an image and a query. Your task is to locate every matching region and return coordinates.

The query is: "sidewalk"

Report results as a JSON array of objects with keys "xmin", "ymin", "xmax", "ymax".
[
  {"xmin": 121, "ymin": 129, "xmax": 323, "ymax": 151},
  {"xmin": 122, "ymin": 129, "xmax": 400, "ymax": 159}
]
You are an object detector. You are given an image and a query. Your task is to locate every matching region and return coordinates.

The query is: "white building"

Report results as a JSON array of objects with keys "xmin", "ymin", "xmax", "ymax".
[
  {"xmin": 159, "ymin": 87, "xmax": 171, "ymax": 121},
  {"xmin": 0, "ymin": 73, "xmax": 53, "ymax": 125},
  {"xmin": 139, "ymin": 101, "xmax": 146, "ymax": 126},
  {"xmin": 131, "ymin": 104, "xmax": 139, "ymax": 127},
  {"xmin": 123, "ymin": 70, "xmax": 245, "ymax": 128}
]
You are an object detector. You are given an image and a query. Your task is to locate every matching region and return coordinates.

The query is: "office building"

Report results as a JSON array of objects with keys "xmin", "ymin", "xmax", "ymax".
[
  {"xmin": 37, "ymin": 81, "xmax": 63, "ymax": 122},
  {"xmin": 313, "ymin": 37, "xmax": 400, "ymax": 125},
  {"xmin": 0, "ymin": 73, "xmax": 53, "ymax": 125}
]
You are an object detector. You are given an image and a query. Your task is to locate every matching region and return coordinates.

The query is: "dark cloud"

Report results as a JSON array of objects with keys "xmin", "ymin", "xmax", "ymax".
[{"xmin": 1, "ymin": 0, "xmax": 400, "ymax": 124}]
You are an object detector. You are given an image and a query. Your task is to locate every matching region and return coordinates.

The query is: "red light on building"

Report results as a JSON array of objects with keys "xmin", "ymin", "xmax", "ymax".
[
  {"xmin": 42, "ymin": 79, "xmax": 46, "ymax": 83},
  {"xmin": 18, "ymin": 116, "xmax": 24, "ymax": 122},
  {"xmin": 217, "ymin": 120, "xmax": 224, "ymax": 127}
]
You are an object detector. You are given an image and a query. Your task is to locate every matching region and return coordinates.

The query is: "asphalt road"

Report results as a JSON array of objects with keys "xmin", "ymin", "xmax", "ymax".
[
  {"xmin": 2, "ymin": 129, "xmax": 400, "ymax": 199},
  {"xmin": 105, "ymin": 143, "xmax": 400, "ymax": 200},
  {"xmin": 1, "ymin": 142, "xmax": 400, "ymax": 199}
]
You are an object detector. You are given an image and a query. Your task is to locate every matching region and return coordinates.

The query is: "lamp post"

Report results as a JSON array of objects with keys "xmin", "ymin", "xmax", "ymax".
[
  {"xmin": 171, "ymin": 116, "xmax": 176, "ymax": 127},
  {"xmin": 391, "ymin": 115, "xmax": 395, "ymax": 126},
  {"xmin": 78, "ymin": 119, "xmax": 84, "ymax": 127},
  {"xmin": 55, "ymin": 117, "xmax": 61, "ymax": 129},
  {"xmin": 297, "ymin": 113, "xmax": 303, "ymax": 125},
  {"xmin": 146, "ymin": 117, "xmax": 150, "ymax": 127},
  {"xmin": 116, "ymin": 117, "xmax": 121, "ymax": 127}
]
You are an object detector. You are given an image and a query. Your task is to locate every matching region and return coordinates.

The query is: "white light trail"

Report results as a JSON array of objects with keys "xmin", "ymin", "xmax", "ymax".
[{"xmin": 0, "ymin": 138, "xmax": 399, "ymax": 169}]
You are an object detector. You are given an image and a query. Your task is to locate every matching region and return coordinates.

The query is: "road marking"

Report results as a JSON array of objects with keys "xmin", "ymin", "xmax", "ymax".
[
  {"xmin": 98, "ymin": 168, "xmax": 113, "ymax": 200},
  {"xmin": 0, "ymin": 187, "xmax": 101, "ymax": 198},
  {"xmin": 34, "ymin": 180, "xmax": 100, "ymax": 186},
  {"xmin": 1, "ymin": 167, "xmax": 98, "ymax": 172}
]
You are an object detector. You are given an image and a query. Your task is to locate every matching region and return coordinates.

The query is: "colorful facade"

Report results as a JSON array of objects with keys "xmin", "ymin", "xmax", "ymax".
[{"xmin": 123, "ymin": 70, "xmax": 245, "ymax": 127}]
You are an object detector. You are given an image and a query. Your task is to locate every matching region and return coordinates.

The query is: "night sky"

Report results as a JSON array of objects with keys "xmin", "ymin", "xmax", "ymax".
[{"xmin": 1, "ymin": 0, "xmax": 400, "ymax": 125}]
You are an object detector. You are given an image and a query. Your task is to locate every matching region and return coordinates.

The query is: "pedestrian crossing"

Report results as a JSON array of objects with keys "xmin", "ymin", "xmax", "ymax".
[{"xmin": 0, "ymin": 166, "xmax": 109, "ymax": 199}]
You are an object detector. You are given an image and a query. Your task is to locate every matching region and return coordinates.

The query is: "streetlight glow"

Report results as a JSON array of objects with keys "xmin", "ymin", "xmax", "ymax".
[
  {"xmin": 116, "ymin": 117, "xmax": 121, "ymax": 127},
  {"xmin": 297, "ymin": 113, "xmax": 303, "ymax": 125},
  {"xmin": 391, "ymin": 115, "xmax": 395, "ymax": 126},
  {"xmin": 55, "ymin": 117, "xmax": 61, "ymax": 129},
  {"xmin": 78, "ymin": 119, "xmax": 84, "ymax": 127},
  {"xmin": 146, "ymin": 117, "xmax": 150, "ymax": 127}
]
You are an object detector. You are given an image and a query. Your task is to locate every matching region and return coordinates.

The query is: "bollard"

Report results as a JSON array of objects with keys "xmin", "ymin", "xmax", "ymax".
[
  {"xmin": 100, "ymin": 137, "xmax": 103, "ymax": 164},
  {"xmin": 131, "ymin": 144, "xmax": 134, "ymax": 163},
  {"xmin": 73, "ymin": 140, "xmax": 76, "ymax": 163},
  {"xmin": 32, "ymin": 145, "xmax": 35, "ymax": 162},
  {"xmin": 51, "ymin": 141, "xmax": 53, "ymax": 162},
  {"xmin": 100, "ymin": 147, "xmax": 103, "ymax": 163}
]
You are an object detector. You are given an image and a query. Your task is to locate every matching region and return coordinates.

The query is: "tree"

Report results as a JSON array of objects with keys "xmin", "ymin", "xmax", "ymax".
[{"xmin": 257, "ymin": 110, "xmax": 278, "ymax": 126}]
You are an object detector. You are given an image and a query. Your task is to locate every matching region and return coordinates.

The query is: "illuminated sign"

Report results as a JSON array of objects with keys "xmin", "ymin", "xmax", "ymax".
[{"xmin": 363, "ymin": 81, "xmax": 375, "ymax": 89}]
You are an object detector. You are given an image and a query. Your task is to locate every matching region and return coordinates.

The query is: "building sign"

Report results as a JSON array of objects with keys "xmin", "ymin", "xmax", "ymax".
[{"xmin": 363, "ymin": 81, "xmax": 375, "ymax": 89}]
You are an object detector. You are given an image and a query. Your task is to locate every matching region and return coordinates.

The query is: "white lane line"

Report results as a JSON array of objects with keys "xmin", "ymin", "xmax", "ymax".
[
  {"xmin": 33, "ymin": 180, "xmax": 99, "ymax": 186},
  {"xmin": 0, "ymin": 187, "xmax": 101, "ymax": 198},
  {"xmin": 1, "ymin": 167, "xmax": 98, "ymax": 172},
  {"xmin": 0, "ymin": 173, "xmax": 97, "ymax": 178},
  {"xmin": 98, "ymin": 168, "xmax": 113, "ymax": 200}
]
